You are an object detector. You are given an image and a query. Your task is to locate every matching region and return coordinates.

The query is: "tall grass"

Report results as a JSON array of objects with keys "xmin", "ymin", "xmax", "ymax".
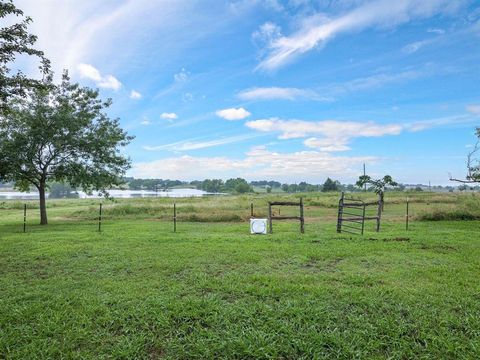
[{"xmin": 417, "ymin": 194, "xmax": 480, "ymax": 221}]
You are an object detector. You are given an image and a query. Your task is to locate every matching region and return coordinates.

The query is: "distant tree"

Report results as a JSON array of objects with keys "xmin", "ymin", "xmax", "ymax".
[
  {"xmin": 322, "ymin": 178, "xmax": 339, "ymax": 192},
  {"xmin": 225, "ymin": 178, "xmax": 251, "ymax": 193},
  {"xmin": 0, "ymin": 0, "xmax": 50, "ymax": 113},
  {"xmin": 265, "ymin": 185, "xmax": 272, "ymax": 193},
  {"xmin": 281, "ymin": 184, "xmax": 289, "ymax": 192},
  {"xmin": 0, "ymin": 71, "xmax": 133, "ymax": 224},
  {"xmin": 288, "ymin": 184, "xmax": 298, "ymax": 193},
  {"xmin": 48, "ymin": 182, "xmax": 78, "ymax": 199},
  {"xmin": 201, "ymin": 179, "xmax": 223, "ymax": 193},
  {"xmin": 414, "ymin": 186, "xmax": 424, "ymax": 192}
]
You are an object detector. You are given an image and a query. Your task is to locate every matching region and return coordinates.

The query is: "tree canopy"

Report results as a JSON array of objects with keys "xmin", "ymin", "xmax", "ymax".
[
  {"xmin": 0, "ymin": 0, "xmax": 49, "ymax": 113},
  {"xmin": 0, "ymin": 71, "xmax": 133, "ymax": 224},
  {"xmin": 322, "ymin": 177, "xmax": 339, "ymax": 192}
]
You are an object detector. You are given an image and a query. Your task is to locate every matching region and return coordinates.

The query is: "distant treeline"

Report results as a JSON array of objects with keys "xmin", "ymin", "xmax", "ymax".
[
  {"xmin": 121, "ymin": 177, "xmax": 466, "ymax": 194},
  {"xmin": 0, "ymin": 178, "xmax": 472, "ymax": 197}
]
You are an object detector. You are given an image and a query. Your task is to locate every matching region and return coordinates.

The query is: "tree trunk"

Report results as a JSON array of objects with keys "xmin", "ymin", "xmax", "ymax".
[{"xmin": 39, "ymin": 182, "xmax": 48, "ymax": 225}]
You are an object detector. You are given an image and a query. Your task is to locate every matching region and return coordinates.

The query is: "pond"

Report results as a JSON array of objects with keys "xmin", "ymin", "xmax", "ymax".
[{"xmin": 0, "ymin": 189, "xmax": 216, "ymax": 200}]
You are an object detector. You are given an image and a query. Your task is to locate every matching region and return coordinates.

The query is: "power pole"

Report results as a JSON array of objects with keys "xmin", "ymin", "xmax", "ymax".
[
  {"xmin": 363, "ymin": 163, "xmax": 367, "ymax": 192},
  {"xmin": 428, "ymin": 181, "xmax": 431, "ymax": 192}
]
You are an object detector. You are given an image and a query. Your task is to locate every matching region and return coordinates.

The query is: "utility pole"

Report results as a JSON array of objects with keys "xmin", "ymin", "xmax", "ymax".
[
  {"xmin": 363, "ymin": 163, "xmax": 367, "ymax": 192},
  {"xmin": 428, "ymin": 181, "xmax": 431, "ymax": 192}
]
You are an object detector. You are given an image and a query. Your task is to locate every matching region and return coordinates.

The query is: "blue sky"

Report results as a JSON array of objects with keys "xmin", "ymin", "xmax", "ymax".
[{"xmin": 17, "ymin": 0, "xmax": 480, "ymax": 184}]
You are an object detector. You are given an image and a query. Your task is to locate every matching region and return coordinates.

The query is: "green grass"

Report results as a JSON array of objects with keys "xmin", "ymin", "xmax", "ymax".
[{"xmin": 0, "ymin": 192, "xmax": 479, "ymax": 358}]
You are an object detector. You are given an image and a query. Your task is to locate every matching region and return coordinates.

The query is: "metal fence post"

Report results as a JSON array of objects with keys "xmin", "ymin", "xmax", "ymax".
[
  {"xmin": 23, "ymin": 204, "xmax": 26, "ymax": 233},
  {"xmin": 98, "ymin": 203, "xmax": 102, "ymax": 232}
]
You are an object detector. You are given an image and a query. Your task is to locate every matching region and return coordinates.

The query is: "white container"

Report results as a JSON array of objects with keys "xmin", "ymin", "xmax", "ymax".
[{"xmin": 250, "ymin": 218, "xmax": 267, "ymax": 234}]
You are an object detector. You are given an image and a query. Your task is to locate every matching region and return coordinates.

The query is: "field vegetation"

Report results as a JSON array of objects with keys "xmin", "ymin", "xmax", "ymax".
[{"xmin": 1, "ymin": 191, "xmax": 479, "ymax": 358}]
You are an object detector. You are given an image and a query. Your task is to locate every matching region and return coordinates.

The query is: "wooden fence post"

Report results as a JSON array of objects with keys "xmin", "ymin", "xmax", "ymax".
[
  {"xmin": 268, "ymin": 202, "xmax": 273, "ymax": 234},
  {"xmin": 336, "ymin": 192, "xmax": 344, "ymax": 233},
  {"xmin": 375, "ymin": 194, "xmax": 382, "ymax": 232},
  {"xmin": 250, "ymin": 203, "xmax": 254, "ymax": 218},
  {"xmin": 300, "ymin": 197, "xmax": 304, "ymax": 233}
]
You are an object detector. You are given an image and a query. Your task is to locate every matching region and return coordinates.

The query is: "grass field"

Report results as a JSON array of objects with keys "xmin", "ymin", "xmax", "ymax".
[{"xmin": 1, "ymin": 192, "xmax": 479, "ymax": 358}]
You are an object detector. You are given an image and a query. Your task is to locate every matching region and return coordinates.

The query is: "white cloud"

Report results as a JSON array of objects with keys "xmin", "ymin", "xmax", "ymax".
[
  {"xmin": 466, "ymin": 104, "xmax": 480, "ymax": 115},
  {"xmin": 238, "ymin": 87, "xmax": 331, "ymax": 101},
  {"xmin": 77, "ymin": 63, "xmax": 121, "ymax": 90},
  {"xmin": 160, "ymin": 113, "xmax": 178, "ymax": 121},
  {"xmin": 256, "ymin": 0, "xmax": 459, "ymax": 71},
  {"xmin": 130, "ymin": 90, "xmax": 142, "ymax": 99},
  {"xmin": 143, "ymin": 134, "xmax": 259, "ymax": 151},
  {"xmin": 141, "ymin": 120, "xmax": 151, "ymax": 126},
  {"xmin": 216, "ymin": 107, "xmax": 251, "ymax": 121},
  {"xmin": 246, "ymin": 118, "xmax": 402, "ymax": 139},
  {"xmin": 131, "ymin": 146, "xmax": 377, "ymax": 181}
]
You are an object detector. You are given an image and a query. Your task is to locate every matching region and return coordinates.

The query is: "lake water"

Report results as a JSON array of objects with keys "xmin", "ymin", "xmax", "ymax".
[{"xmin": 0, "ymin": 189, "xmax": 215, "ymax": 200}]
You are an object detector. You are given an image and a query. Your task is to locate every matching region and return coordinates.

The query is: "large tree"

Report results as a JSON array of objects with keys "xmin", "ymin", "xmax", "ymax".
[
  {"xmin": 0, "ymin": 71, "xmax": 133, "ymax": 224},
  {"xmin": 0, "ymin": 0, "xmax": 49, "ymax": 113}
]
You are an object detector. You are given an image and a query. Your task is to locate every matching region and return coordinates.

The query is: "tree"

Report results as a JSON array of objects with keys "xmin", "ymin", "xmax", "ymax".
[
  {"xmin": 322, "ymin": 178, "xmax": 339, "ymax": 192},
  {"xmin": 1, "ymin": 0, "xmax": 50, "ymax": 113},
  {"xmin": 450, "ymin": 129, "xmax": 480, "ymax": 184},
  {"xmin": 0, "ymin": 71, "xmax": 133, "ymax": 224},
  {"xmin": 356, "ymin": 175, "xmax": 397, "ymax": 210},
  {"xmin": 201, "ymin": 179, "xmax": 223, "ymax": 193},
  {"xmin": 225, "ymin": 178, "xmax": 252, "ymax": 193}
]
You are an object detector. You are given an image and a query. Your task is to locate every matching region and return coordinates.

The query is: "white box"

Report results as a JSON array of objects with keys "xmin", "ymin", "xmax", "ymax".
[{"xmin": 250, "ymin": 218, "xmax": 267, "ymax": 234}]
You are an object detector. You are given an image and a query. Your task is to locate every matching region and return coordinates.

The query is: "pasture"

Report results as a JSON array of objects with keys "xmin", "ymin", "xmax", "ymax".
[{"xmin": 0, "ymin": 192, "xmax": 479, "ymax": 358}]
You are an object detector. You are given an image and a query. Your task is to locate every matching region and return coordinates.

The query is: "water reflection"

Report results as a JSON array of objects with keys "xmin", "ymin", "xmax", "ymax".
[{"xmin": 0, "ymin": 189, "xmax": 216, "ymax": 200}]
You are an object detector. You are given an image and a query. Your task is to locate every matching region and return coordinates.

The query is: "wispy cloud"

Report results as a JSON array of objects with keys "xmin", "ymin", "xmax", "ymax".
[
  {"xmin": 466, "ymin": 104, "xmax": 480, "ymax": 115},
  {"xmin": 216, "ymin": 107, "xmax": 251, "ymax": 121},
  {"xmin": 402, "ymin": 40, "xmax": 430, "ymax": 54},
  {"xmin": 237, "ymin": 87, "xmax": 331, "ymax": 101},
  {"xmin": 77, "ymin": 63, "xmax": 122, "ymax": 90},
  {"xmin": 143, "ymin": 134, "xmax": 259, "ymax": 151},
  {"xmin": 256, "ymin": 0, "xmax": 459, "ymax": 71},
  {"xmin": 130, "ymin": 90, "xmax": 142, "ymax": 99},
  {"xmin": 407, "ymin": 114, "xmax": 477, "ymax": 131},
  {"xmin": 427, "ymin": 27, "xmax": 445, "ymax": 34}
]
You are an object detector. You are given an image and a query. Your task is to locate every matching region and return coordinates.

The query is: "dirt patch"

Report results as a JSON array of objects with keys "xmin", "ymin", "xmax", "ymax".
[
  {"xmin": 367, "ymin": 237, "xmax": 410, "ymax": 242},
  {"xmin": 419, "ymin": 244, "xmax": 457, "ymax": 253},
  {"xmin": 302, "ymin": 257, "xmax": 343, "ymax": 272}
]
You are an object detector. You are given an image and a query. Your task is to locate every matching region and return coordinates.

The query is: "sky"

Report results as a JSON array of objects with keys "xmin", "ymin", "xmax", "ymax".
[{"xmin": 12, "ymin": 0, "xmax": 480, "ymax": 184}]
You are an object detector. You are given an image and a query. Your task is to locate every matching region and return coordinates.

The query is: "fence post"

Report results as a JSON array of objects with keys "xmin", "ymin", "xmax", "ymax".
[
  {"xmin": 23, "ymin": 204, "xmax": 26, "ymax": 233},
  {"xmin": 250, "ymin": 203, "xmax": 254, "ymax": 218},
  {"xmin": 336, "ymin": 192, "xmax": 344, "ymax": 233},
  {"xmin": 361, "ymin": 203, "xmax": 366, "ymax": 235},
  {"xmin": 173, "ymin": 203, "xmax": 177, "ymax": 233},
  {"xmin": 375, "ymin": 193, "xmax": 382, "ymax": 232},
  {"xmin": 268, "ymin": 202, "xmax": 273, "ymax": 234},
  {"xmin": 98, "ymin": 203, "xmax": 102, "ymax": 232},
  {"xmin": 406, "ymin": 197, "xmax": 409, "ymax": 231},
  {"xmin": 300, "ymin": 197, "xmax": 304, "ymax": 233}
]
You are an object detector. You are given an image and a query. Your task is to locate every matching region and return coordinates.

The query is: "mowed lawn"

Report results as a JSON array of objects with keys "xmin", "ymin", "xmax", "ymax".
[{"xmin": 0, "ymin": 194, "xmax": 479, "ymax": 358}]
